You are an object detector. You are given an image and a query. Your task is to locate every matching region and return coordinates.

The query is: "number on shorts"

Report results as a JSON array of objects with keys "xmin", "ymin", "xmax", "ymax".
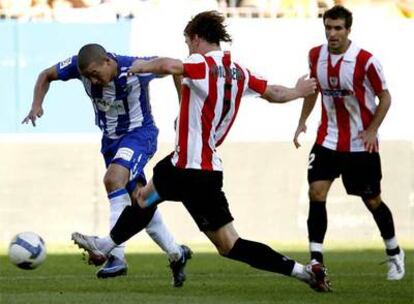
[{"xmin": 308, "ymin": 153, "xmax": 315, "ymax": 169}]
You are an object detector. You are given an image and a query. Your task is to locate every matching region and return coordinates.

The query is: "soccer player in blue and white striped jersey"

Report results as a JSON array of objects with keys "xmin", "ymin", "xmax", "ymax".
[{"xmin": 22, "ymin": 44, "xmax": 192, "ymax": 286}]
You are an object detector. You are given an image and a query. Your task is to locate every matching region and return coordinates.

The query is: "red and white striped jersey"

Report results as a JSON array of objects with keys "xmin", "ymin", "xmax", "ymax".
[
  {"xmin": 309, "ymin": 42, "xmax": 387, "ymax": 152},
  {"xmin": 171, "ymin": 50, "xmax": 267, "ymax": 171}
]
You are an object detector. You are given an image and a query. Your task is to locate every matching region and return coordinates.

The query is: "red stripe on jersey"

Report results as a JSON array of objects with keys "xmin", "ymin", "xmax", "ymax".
[
  {"xmin": 353, "ymin": 50, "xmax": 373, "ymax": 131},
  {"xmin": 216, "ymin": 63, "xmax": 245, "ymax": 147},
  {"xmin": 247, "ymin": 70, "xmax": 267, "ymax": 95},
  {"xmin": 309, "ymin": 45, "xmax": 322, "ymax": 78},
  {"xmin": 367, "ymin": 63, "xmax": 383, "ymax": 95},
  {"xmin": 335, "ymin": 97, "xmax": 351, "ymax": 151},
  {"xmin": 183, "ymin": 62, "xmax": 206, "ymax": 79},
  {"xmin": 200, "ymin": 56, "xmax": 218, "ymax": 170},
  {"xmin": 176, "ymin": 84, "xmax": 190, "ymax": 168}
]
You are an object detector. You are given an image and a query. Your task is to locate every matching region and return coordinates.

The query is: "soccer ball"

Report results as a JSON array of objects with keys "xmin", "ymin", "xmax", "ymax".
[{"xmin": 8, "ymin": 232, "xmax": 47, "ymax": 270}]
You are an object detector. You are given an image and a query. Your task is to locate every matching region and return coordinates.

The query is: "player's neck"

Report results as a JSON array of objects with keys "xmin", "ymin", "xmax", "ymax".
[
  {"xmin": 197, "ymin": 42, "xmax": 221, "ymax": 55},
  {"xmin": 329, "ymin": 40, "xmax": 351, "ymax": 55}
]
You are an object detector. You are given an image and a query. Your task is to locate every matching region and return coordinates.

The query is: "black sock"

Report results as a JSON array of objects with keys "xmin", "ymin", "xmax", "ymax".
[
  {"xmin": 226, "ymin": 238, "xmax": 295, "ymax": 276},
  {"xmin": 369, "ymin": 201, "xmax": 395, "ymax": 239},
  {"xmin": 368, "ymin": 201, "xmax": 400, "ymax": 255},
  {"xmin": 307, "ymin": 201, "xmax": 327, "ymax": 263},
  {"xmin": 110, "ymin": 205, "xmax": 156, "ymax": 245}
]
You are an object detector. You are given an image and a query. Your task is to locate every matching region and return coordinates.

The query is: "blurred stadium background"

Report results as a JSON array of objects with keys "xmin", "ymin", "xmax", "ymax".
[{"xmin": 0, "ymin": 0, "xmax": 413, "ymax": 251}]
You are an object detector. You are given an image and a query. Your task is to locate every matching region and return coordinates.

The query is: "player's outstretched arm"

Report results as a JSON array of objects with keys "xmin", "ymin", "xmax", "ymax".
[
  {"xmin": 129, "ymin": 58, "xmax": 184, "ymax": 76},
  {"xmin": 293, "ymin": 92, "xmax": 318, "ymax": 149},
  {"xmin": 262, "ymin": 75, "xmax": 317, "ymax": 104},
  {"xmin": 22, "ymin": 66, "xmax": 59, "ymax": 127}
]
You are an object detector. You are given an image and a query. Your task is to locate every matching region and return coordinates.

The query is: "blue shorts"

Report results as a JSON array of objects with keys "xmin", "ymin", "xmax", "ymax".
[{"xmin": 101, "ymin": 126, "xmax": 158, "ymax": 194}]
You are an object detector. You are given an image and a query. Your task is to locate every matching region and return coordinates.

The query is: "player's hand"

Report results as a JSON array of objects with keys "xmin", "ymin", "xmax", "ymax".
[
  {"xmin": 358, "ymin": 130, "xmax": 378, "ymax": 153},
  {"xmin": 21, "ymin": 106, "xmax": 44, "ymax": 127},
  {"xmin": 293, "ymin": 122, "xmax": 307, "ymax": 149},
  {"xmin": 295, "ymin": 74, "xmax": 317, "ymax": 98}
]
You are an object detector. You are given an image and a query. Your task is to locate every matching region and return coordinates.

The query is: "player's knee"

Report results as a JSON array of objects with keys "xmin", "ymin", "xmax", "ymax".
[
  {"xmin": 308, "ymin": 187, "xmax": 328, "ymax": 201},
  {"xmin": 103, "ymin": 174, "xmax": 126, "ymax": 193},
  {"xmin": 215, "ymin": 243, "xmax": 232, "ymax": 256},
  {"xmin": 213, "ymin": 237, "xmax": 237, "ymax": 256},
  {"xmin": 362, "ymin": 195, "xmax": 382, "ymax": 211}
]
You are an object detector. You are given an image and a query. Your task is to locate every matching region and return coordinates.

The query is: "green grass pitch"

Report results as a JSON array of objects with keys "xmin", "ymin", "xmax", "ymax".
[{"xmin": 1, "ymin": 249, "xmax": 412, "ymax": 304}]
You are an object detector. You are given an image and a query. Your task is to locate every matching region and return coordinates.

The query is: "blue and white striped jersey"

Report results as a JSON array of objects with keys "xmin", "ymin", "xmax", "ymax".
[{"xmin": 56, "ymin": 53, "xmax": 157, "ymax": 139}]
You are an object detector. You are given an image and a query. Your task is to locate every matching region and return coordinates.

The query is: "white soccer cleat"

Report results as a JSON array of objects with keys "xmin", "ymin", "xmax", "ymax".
[
  {"xmin": 387, "ymin": 249, "xmax": 405, "ymax": 280},
  {"xmin": 71, "ymin": 232, "xmax": 108, "ymax": 266}
]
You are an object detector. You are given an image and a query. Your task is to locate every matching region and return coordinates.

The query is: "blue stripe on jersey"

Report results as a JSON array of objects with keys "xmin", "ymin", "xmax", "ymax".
[
  {"xmin": 90, "ymin": 84, "xmax": 108, "ymax": 135},
  {"xmin": 138, "ymin": 75, "xmax": 154, "ymax": 126},
  {"xmin": 115, "ymin": 97, "xmax": 131, "ymax": 136}
]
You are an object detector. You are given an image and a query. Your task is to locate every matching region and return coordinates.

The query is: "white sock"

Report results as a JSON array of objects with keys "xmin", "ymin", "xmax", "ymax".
[
  {"xmin": 309, "ymin": 242, "xmax": 323, "ymax": 253},
  {"xmin": 384, "ymin": 236, "xmax": 399, "ymax": 253},
  {"xmin": 145, "ymin": 208, "xmax": 182, "ymax": 262},
  {"xmin": 108, "ymin": 188, "xmax": 131, "ymax": 259},
  {"xmin": 96, "ymin": 236, "xmax": 117, "ymax": 255},
  {"xmin": 291, "ymin": 262, "xmax": 311, "ymax": 282}
]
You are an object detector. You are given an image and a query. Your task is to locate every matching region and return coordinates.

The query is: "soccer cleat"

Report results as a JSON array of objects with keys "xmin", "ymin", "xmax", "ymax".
[
  {"xmin": 96, "ymin": 255, "xmax": 128, "ymax": 279},
  {"xmin": 169, "ymin": 245, "xmax": 193, "ymax": 287},
  {"xmin": 387, "ymin": 249, "xmax": 405, "ymax": 280},
  {"xmin": 71, "ymin": 232, "xmax": 108, "ymax": 266},
  {"xmin": 305, "ymin": 262, "xmax": 332, "ymax": 292}
]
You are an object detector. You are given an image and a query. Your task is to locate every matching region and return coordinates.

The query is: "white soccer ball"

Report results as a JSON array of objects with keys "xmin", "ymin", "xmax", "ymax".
[{"xmin": 8, "ymin": 232, "xmax": 47, "ymax": 270}]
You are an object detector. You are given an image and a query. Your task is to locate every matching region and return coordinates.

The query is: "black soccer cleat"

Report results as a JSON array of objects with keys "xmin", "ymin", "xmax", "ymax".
[{"xmin": 169, "ymin": 245, "xmax": 193, "ymax": 287}]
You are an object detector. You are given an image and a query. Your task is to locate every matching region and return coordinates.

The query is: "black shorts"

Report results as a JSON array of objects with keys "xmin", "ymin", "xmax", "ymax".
[
  {"xmin": 307, "ymin": 144, "xmax": 382, "ymax": 198},
  {"xmin": 152, "ymin": 155, "xmax": 234, "ymax": 231}
]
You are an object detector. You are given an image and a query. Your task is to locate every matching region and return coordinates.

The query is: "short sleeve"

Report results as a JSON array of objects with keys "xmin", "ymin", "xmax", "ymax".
[
  {"xmin": 366, "ymin": 56, "xmax": 387, "ymax": 95},
  {"xmin": 246, "ymin": 69, "xmax": 267, "ymax": 96},
  {"xmin": 56, "ymin": 56, "xmax": 80, "ymax": 81},
  {"xmin": 183, "ymin": 54, "xmax": 206, "ymax": 80}
]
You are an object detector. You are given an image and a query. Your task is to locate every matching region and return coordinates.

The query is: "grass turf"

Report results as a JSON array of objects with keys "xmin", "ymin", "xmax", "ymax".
[{"xmin": 0, "ymin": 249, "xmax": 412, "ymax": 304}]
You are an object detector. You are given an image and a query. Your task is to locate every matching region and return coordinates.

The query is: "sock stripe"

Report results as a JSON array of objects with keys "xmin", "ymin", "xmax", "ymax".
[{"xmin": 108, "ymin": 188, "xmax": 128, "ymax": 199}]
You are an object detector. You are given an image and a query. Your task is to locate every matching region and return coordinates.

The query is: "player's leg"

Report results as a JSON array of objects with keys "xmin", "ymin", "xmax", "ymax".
[
  {"xmin": 180, "ymin": 167, "xmax": 330, "ymax": 292},
  {"xmin": 134, "ymin": 157, "xmax": 193, "ymax": 287},
  {"xmin": 342, "ymin": 152, "xmax": 405, "ymax": 280},
  {"xmin": 140, "ymin": 188, "xmax": 192, "ymax": 287},
  {"xmin": 308, "ymin": 180, "xmax": 332, "ymax": 265},
  {"xmin": 72, "ymin": 180, "xmax": 161, "ymax": 267},
  {"xmin": 98, "ymin": 162, "xmax": 131, "ymax": 278},
  {"xmin": 306, "ymin": 144, "xmax": 338, "ymax": 265},
  {"xmin": 97, "ymin": 127, "xmax": 158, "ymax": 278},
  {"xmin": 204, "ymin": 223, "xmax": 330, "ymax": 292},
  {"xmin": 363, "ymin": 194, "xmax": 405, "ymax": 280}
]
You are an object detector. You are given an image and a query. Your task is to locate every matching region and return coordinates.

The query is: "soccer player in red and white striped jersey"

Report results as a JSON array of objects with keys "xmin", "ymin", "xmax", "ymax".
[
  {"xmin": 72, "ymin": 11, "xmax": 332, "ymax": 292},
  {"xmin": 293, "ymin": 5, "xmax": 405, "ymax": 281}
]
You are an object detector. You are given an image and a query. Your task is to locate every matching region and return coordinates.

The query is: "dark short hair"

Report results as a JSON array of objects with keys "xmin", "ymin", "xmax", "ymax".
[
  {"xmin": 323, "ymin": 5, "xmax": 353, "ymax": 29},
  {"xmin": 77, "ymin": 43, "xmax": 108, "ymax": 72},
  {"xmin": 184, "ymin": 10, "xmax": 232, "ymax": 44}
]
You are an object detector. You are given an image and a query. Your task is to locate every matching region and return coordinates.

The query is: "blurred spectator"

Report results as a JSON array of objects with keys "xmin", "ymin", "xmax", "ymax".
[
  {"xmin": 51, "ymin": 0, "xmax": 73, "ymax": 9},
  {"xmin": 397, "ymin": 0, "xmax": 414, "ymax": 17},
  {"xmin": 30, "ymin": 0, "xmax": 52, "ymax": 20},
  {"xmin": 0, "ymin": 0, "xmax": 31, "ymax": 19}
]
